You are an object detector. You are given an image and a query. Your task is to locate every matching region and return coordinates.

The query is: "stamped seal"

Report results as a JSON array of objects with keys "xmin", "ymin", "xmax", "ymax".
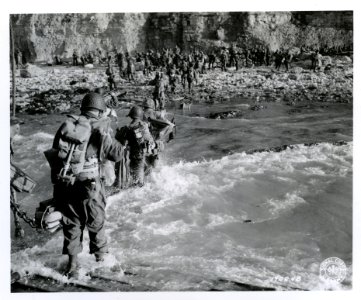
[{"xmin": 319, "ymin": 257, "xmax": 347, "ymax": 282}]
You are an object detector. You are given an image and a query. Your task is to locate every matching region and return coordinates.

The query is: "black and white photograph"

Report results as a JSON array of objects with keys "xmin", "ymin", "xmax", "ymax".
[{"xmin": 2, "ymin": 0, "xmax": 359, "ymax": 298}]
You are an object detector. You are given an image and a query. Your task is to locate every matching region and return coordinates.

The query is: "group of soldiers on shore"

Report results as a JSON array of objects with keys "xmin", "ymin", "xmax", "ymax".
[{"xmin": 99, "ymin": 43, "xmax": 341, "ymax": 98}]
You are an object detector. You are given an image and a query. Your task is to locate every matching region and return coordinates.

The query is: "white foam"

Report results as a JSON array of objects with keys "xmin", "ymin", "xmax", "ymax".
[{"xmin": 11, "ymin": 141, "xmax": 352, "ymax": 290}]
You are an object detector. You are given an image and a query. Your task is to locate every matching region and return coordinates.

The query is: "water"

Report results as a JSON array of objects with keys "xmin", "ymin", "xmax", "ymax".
[{"xmin": 10, "ymin": 98, "xmax": 353, "ymax": 291}]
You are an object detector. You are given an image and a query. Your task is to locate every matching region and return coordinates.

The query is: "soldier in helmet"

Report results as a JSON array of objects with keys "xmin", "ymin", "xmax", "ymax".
[
  {"xmin": 48, "ymin": 93, "xmax": 125, "ymax": 277},
  {"xmin": 115, "ymin": 106, "xmax": 155, "ymax": 187},
  {"xmin": 142, "ymin": 98, "xmax": 175, "ymax": 171}
]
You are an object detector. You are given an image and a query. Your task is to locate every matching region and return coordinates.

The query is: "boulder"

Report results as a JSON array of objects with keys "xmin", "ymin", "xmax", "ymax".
[
  {"xmin": 308, "ymin": 83, "xmax": 318, "ymax": 90},
  {"xmin": 321, "ymin": 56, "xmax": 332, "ymax": 66},
  {"xmin": 20, "ymin": 64, "xmax": 46, "ymax": 78},
  {"xmin": 291, "ymin": 67, "xmax": 303, "ymax": 74},
  {"xmin": 288, "ymin": 74, "xmax": 300, "ymax": 81},
  {"xmin": 337, "ymin": 56, "xmax": 352, "ymax": 63},
  {"xmin": 288, "ymin": 47, "xmax": 301, "ymax": 56},
  {"xmin": 84, "ymin": 64, "xmax": 94, "ymax": 68}
]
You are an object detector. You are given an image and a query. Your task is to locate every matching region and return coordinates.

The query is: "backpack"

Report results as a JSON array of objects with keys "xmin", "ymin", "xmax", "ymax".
[
  {"xmin": 129, "ymin": 122, "xmax": 146, "ymax": 148},
  {"xmin": 57, "ymin": 115, "xmax": 92, "ymax": 180}
]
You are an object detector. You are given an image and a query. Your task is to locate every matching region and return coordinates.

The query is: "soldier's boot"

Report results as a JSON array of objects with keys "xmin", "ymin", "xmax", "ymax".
[{"xmin": 64, "ymin": 254, "xmax": 79, "ymax": 278}]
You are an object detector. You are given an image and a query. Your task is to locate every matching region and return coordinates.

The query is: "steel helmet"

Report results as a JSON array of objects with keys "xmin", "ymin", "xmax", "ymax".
[
  {"xmin": 142, "ymin": 98, "xmax": 155, "ymax": 110},
  {"xmin": 81, "ymin": 92, "xmax": 106, "ymax": 112},
  {"xmin": 127, "ymin": 106, "xmax": 143, "ymax": 119}
]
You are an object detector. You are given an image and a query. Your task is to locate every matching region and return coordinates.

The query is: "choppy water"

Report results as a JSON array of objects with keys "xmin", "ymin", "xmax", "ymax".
[{"xmin": 10, "ymin": 98, "xmax": 353, "ymax": 291}]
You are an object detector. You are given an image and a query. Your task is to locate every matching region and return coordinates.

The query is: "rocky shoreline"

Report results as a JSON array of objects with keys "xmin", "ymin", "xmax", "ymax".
[{"xmin": 11, "ymin": 54, "xmax": 352, "ymax": 115}]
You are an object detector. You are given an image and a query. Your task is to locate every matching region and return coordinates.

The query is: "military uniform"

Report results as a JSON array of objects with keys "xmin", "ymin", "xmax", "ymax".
[
  {"xmin": 48, "ymin": 94, "xmax": 124, "ymax": 275},
  {"xmin": 116, "ymin": 106, "xmax": 155, "ymax": 187}
]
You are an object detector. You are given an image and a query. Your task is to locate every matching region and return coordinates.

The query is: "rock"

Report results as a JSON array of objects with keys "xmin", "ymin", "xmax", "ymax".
[
  {"xmin": 308, "ymin": 83, "xmax": 318, "ymax": 90},
  {"xmin": 321, "ymin": 56, "xmax": 332, "ymax": 66},
  {"xmin": 288, "ymin": 74, "xmax": 300, "ymax": 81},
  {"xmin": 209, "ymin": 110, "xmax": 243, "ymax": 119},
  {"xmin": 250, "ymin": 104, "xmax": 266, "ymax": 111},
  {"xmin": 288, "ymin": 47, "xmax": 301, "ymax": 56},
  {"xmin": 291, "ymin": 67, "xmax": 303, "ymax": 74},
  {"xmin": 84, "ymin": 64, "xmax": 94, "ymax": 68},
  {"xmin": 337, "ymin": 56, "xmax": 352, "ymax": 63},
  {"xmin": 20, "ymin": 64, "xmax": 46, "ymax": 78},
  {"xmin": 55, "ymin": 102, "xmax": 71, "ymax": 112}
]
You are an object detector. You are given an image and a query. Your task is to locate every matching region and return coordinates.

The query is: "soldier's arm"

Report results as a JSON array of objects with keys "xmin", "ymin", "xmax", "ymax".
[{"xmin": 100, "ymin": 133, "xmax": 125, "ymax": 162}]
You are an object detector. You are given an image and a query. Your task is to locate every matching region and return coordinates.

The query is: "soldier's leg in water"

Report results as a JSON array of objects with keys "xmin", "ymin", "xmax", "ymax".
[
  {"xmin": 129, "ymin": 156, "xmax": 145, "ymax": 187},
  {"xmin": 59, "ymin": 183, "xmax": 86, "ymax": 275},
  {"xmin": 145, "ymin": 155, "xmax": 158, "ymax": 176},
  {"xmin": 83, "ymin": 179, "xmax": 108, "ymax": 260}
]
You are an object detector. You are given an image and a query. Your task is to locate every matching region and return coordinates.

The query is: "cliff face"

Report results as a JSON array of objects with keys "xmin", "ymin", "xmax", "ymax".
[{"xmin": 11, "ymin": 11, "xmax": 353, "ymax": 62}]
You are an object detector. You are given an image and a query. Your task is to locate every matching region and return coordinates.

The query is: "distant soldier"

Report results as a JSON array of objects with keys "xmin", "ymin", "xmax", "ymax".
[
  {"xmin": 153, "ymin": 72, "xmax": 166, "ymax": 109},
  {"xmin": 186, "ymin": 65, "xmax": 196, "ymax": 93},
  {"xmin": 126, "ymin": 56, "xmax": 135, "ymax": 81},
  {"xmin": 168, "ymin": 68, "xmax": 178, "ymax": 94},
  {"xmin": 115, "ymin": 106, "xmax": 155, "ymax": 187},
  {"xmin": 144, "ymin": 54, "xmax": 151, "ymax": 77},
  {"xmin": 181, "ymin": 60, "xmax": 188, "ymax": 88},
  {"xmin": 274, "ymin": 50, "xmax": 284, "ymax": 71},
  {"xmin": 72, "ymin": 50, "xmax": 78, "ymax": 66},
  {"xmin": 208, "ymin": 51, "xmax": 216, "ymax": 70},
  {"xmin": 106, "ymin": 63, "xmax": 117, "ymax": 90},
  {"xmin": 265, "ymin": 48, "xmax": 271, "ymax": 66},
  {"xmin": 220, "ymin": 48, "xmax": 228, "ymax": 71},
  {"xmin": 229, "ymin": 45, "xmax": 237, "ymax": 68},
  {"xmin": 283, "ymin": 52, "xmax": 292, "ymax": 72},
  {"xmin": 312, "ymin": 50, "xmax": 322, "ymax": 72},
  {"xmin": 116, "ymin": 51, "xmax": 126, "ymax": 78}
]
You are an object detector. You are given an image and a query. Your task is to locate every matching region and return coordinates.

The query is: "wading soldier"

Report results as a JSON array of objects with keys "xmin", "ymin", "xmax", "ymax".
[
  {"xmin": 115, "ymin": 106, "xmax": 155, "ymax": 187},
  {"xmin": 48, "ymin": 93, "xmax": 125, "ymax": 277}
]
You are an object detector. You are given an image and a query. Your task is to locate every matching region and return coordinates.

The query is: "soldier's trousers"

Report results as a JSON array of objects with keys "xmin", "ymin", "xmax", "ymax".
[
  {"xmin": 54, "ymin": 178, "xmax": 108, "ymax": 256},
  {"xmin": 129, "ymin": 154, "xmax": 145, "ymax": 186}
]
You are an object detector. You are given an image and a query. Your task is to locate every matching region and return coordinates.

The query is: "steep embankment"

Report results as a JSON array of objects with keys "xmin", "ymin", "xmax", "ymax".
[{"xmin": 11, "ymin": 12, "xmax": 353, "ymax": 62}]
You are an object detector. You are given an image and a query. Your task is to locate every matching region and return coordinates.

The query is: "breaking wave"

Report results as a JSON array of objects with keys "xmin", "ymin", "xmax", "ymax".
[{"xmin": 11, "ymin": 141, "xmax": 352, "ymax": 291}]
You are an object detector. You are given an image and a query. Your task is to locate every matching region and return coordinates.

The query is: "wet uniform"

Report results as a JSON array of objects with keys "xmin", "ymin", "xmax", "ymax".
[
  {"xmin": 52, "ymin": 113, "xmax": 124, "ymax": 256},
  {"xmin": 116, "ymin": 119, "xmax": 155, "ymax": 187}
]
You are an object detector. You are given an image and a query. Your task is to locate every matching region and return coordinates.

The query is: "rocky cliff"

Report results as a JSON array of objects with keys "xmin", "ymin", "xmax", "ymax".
[{"xmin": 11, "ymin": 11, "xmax": 353, "ymax": 62}]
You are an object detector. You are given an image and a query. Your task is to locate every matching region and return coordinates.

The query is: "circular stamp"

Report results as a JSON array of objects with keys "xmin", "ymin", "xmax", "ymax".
[{"xmin": 319, "ymin": 257, "xmax": 347, "ymax": 282}]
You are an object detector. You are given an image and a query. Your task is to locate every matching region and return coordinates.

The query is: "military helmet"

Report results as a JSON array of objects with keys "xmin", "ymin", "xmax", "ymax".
[
  {"xmin": 81, "ymin": 92, "xmax": 106, "ymax": 112},
  {"xmin": 142, "ymin": 98, "xmax": 155, "ymax": 110},
  {"xmin": 127, "ymin": 106, "xmax": 143, "ymax": 119}
]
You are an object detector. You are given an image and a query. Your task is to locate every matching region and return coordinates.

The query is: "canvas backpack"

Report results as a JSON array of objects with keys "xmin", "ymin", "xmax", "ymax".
[{"xmin": 57, "ymin": 115, "xmax": 92, "ymax": 178}]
